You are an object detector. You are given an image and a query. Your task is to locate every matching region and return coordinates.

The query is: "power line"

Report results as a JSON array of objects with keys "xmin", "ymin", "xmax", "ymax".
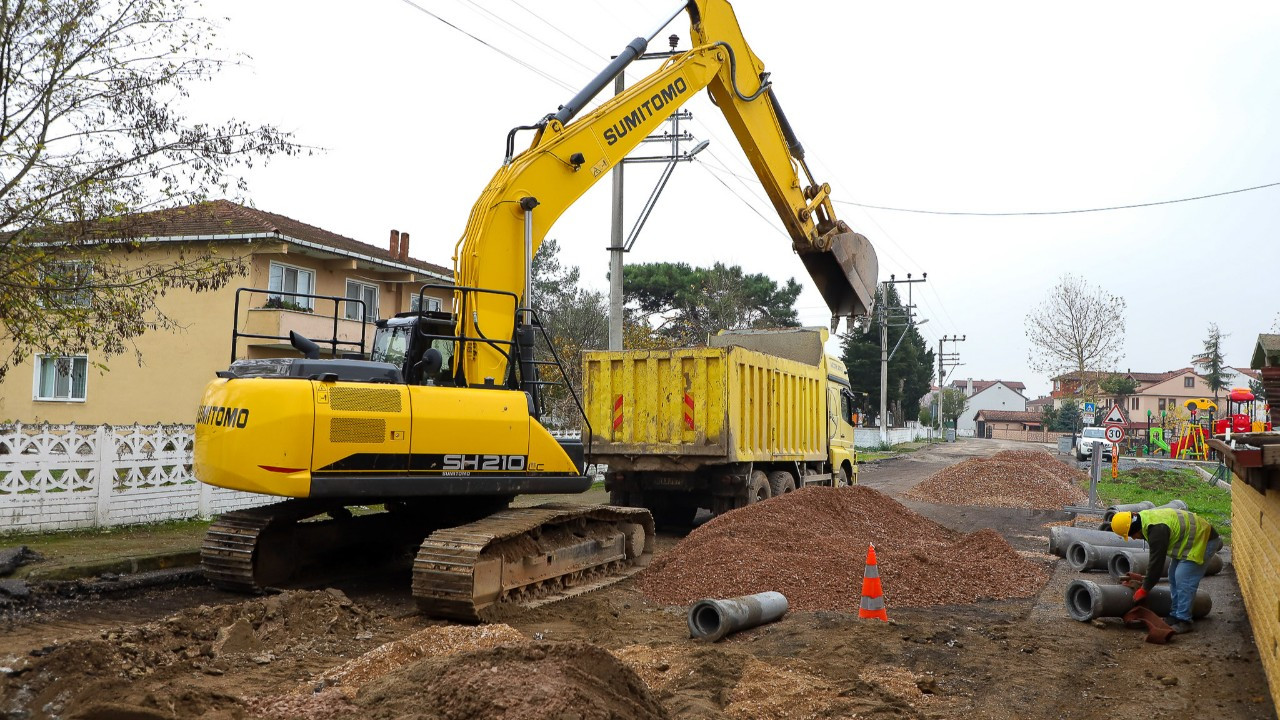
[
  {"xmin": 394, "ymin": 0, "xmax": 577, "ymax": 93},
  {"xmin": 832, "ymin": 180, "xmax": 1280, "ymax": 217},
  {"xmin": 453, "ymin": 0, "xmax": 600, "ymax": 77}
]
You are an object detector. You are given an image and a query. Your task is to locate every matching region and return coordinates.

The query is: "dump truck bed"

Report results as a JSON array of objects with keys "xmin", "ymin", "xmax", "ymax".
[{"xmin": 582, "ymin": 346, "xmax": 828, "ymax": 470}]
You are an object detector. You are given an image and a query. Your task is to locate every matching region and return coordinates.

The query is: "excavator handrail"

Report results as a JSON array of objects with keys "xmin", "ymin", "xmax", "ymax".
[{"xmin": 230, "ymin": 287, "xmax": 367, "ymax": 362}]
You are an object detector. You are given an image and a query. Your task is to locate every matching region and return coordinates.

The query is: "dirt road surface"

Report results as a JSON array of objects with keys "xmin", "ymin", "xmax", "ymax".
[{"xmin": 2, "ymin": 439, "xmax": 1275, "ymax": 719}]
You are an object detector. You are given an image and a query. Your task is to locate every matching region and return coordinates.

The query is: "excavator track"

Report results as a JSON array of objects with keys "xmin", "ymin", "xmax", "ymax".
[
  {"xmin": 412, "ymin": 503, "xmax": 656, "ymax": 622},
  {"xmin": 201, "ymin": 499, "xmax": 427, "ymax": 592}
]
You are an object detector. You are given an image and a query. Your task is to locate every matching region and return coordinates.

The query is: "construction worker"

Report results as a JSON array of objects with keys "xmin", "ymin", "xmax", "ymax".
[{"xmin": 1110, "ymin": 509, "xmax": 1222, "ymax": 634}]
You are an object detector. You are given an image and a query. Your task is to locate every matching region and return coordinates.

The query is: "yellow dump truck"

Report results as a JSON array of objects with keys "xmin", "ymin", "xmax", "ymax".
[{"xmin": 582, "ymin": 328, "xmax": 861, "ymax": 526}]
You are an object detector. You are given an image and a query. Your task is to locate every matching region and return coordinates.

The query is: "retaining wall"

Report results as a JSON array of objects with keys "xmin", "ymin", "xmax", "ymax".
[{"xmin": 0, "ymin": 423, "xmax": 271, "ymax": 534}]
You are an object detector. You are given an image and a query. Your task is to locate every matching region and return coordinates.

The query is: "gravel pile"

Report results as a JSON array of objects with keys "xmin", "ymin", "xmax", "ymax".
[
  {"xmin": 906, "ymin": 450, "xmax": 1087, "ymax": 509},
  {"xmin": 639, "ymin": 486, "xmax": 1048, "ymax": 610}
]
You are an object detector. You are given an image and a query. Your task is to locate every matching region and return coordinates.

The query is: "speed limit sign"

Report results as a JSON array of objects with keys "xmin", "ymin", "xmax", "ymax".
[{"xmin": 1104, "ymin": 424, "xmax": 1124, "ymax": 443}]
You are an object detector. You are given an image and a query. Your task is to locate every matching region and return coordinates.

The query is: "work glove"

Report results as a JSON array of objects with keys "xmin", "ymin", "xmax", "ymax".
[{"xmin": 1132, "ymin": 587, "xmax": 1148, "ymax": 604}]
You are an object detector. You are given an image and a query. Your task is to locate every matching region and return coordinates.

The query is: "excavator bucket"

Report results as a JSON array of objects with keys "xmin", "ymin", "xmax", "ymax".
[{"xmin": 799, "ymin": 227, "xmax": 879, "ymax": 320}]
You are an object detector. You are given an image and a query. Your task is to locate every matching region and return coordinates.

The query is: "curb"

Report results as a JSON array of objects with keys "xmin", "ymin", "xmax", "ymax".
[{"xmin": 19, "ymin": 549, "xmax": 202, "ymax": 582}]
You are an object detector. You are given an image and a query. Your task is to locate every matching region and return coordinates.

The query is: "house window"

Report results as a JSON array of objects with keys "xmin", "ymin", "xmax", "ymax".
[
  {"xmin": 345, "ymin": 280, "xmax": 379, "ymax": 322},
  {"xmin": 268, "ymin": 262, "xmax": 315, "ymax": 309},
  {"xmin": 411, "ymin": 293, "xmax": 442, "ymax": 312},
  {"xmin": 1183, "ymin": 377, "xmax": 1195, "ymax": 388},
  {"xmin": 40, "ymin": 261, "xmax": 93, "ymax": 308},
  {"xmin": 35, "ymin": 355, "xmax": 88, "ymax": 401},
  {"xmin": 1158, "ymin": 398, "xmax": 1166, "ymax": 411},
  {"xmin": 1131, "ymin": 397, "xmax": 1139, "ymax": 410}
]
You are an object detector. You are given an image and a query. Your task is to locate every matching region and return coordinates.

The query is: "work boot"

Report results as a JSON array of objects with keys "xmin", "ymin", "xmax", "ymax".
[{"xmin": 1168, "ymin": 620, "xmax": 1193, "ymax": 635}]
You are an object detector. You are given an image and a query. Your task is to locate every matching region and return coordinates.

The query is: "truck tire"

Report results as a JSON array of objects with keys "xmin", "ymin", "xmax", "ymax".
[
  {"xmin": 650, "ymin": 497, "xmax": 698, "ymax": 528},
  {"xmin": 837, "ymin": 465, "xmax": 851, "ymax": 487},
  {"xmin": 746, "ymin": 470, "xmax": 772, "ymax": 505},
  {"xmin": 768, "ymin": 470, "xmax": 796, "ymax": 496}
]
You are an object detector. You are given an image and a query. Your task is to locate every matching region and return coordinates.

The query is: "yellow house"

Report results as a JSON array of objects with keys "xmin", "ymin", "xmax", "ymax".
[{"xmin": 1, "ymin": 201, "xmax": 452, "ymax": 425}]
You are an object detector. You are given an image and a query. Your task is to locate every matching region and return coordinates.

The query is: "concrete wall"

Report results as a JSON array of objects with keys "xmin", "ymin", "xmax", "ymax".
[
  {"xmin": 0, "ymin": 423, "xmax": 271, "ymax": 534},
  {"xmin": 856, "ymin": 424, "xmax": 934, "ymax": 447},
  {"xmin": 1232, "ymin": 479, "xmax": 1280, "ymax": 708}
]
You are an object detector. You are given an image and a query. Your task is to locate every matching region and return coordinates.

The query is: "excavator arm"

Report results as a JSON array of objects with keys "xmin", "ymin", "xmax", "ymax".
[{"xmin": 453, "ymin": 0, "xmax": 878, "ymax": 389}]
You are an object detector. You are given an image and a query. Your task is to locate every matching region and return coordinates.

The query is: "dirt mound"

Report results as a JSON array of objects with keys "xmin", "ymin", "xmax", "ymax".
[
  {"xmin": 639, "ymin": 486, "xmax": 1048, "ymax": 610},
  {"xmin": 1, "ymin": 589, "xmax": 372, "ymax": 719},
  {"xmin": 906, "ymin": 450, "xmax": 1086, "ymax": 509},
  {"xmin": 353, "ymin": 641, "xmax": 668, "ymax": 720}
]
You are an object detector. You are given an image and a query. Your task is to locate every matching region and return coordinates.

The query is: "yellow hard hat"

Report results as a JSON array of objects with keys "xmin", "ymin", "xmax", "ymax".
[{"xmin": 1111, "ymin": 511, "xmax": 1133, "ymax": 539}]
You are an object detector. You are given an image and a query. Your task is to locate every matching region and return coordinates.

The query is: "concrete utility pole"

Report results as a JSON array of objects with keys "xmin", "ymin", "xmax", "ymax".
[
  {"xmin": 936, "ymin": 335, "xmax": 966, "ymax": 439},
  {"xmin": 877, "ymin": 273, "xmax": 928, "ymax": 445},
  {"xmin": 607, "ymin": 35, "xmax": 706, "ymax": 351}
]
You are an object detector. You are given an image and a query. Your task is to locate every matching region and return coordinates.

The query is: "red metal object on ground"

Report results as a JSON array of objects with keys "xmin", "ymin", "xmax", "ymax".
[{"xmin": 1123, "ymin": 605, "xmax": 1175, "ymax": 644}]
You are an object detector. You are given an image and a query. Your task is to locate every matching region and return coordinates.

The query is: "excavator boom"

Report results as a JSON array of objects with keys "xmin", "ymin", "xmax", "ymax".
[{"xmin": 453, "ymin": 0, "xmax": 878, "ymax": 388}]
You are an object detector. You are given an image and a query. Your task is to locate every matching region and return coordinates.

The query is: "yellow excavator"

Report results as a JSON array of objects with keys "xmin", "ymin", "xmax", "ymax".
[{"xmin": 194, "ymin": 0, "xmax": 878, "ymax": 621}]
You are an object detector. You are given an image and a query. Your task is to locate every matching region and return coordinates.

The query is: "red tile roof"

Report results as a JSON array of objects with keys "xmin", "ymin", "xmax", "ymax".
[
  {"xmin": 55, "ymin": 200, "xmax": 451, "ymax": 277},
  {"xmin": 949, "ymin": 379, "xmax": 1027, "ymax": 393},
  {"xmin": 975, "ymin": 410, "xmax": 1043, "ymax": 424}
]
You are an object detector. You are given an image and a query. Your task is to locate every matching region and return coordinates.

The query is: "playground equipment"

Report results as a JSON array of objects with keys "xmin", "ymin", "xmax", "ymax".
[
  {"xmin": 1170, "ymin": 417, "xmax": 1209, "ymax": 460},
  {"xmin": 1214, "ymin": 387, "xmax": 1273, "ymax": 435},
  {"xmin": 1148, "ymin": 427, "xmax": 1171, "ymax": 455}
]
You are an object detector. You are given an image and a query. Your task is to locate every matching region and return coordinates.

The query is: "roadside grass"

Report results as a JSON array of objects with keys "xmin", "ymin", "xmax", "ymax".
[
  {"xmin": 3, "ymin": 518, "xmax": 213, "ymax": 573},
  {"xmin": 857, "ymin": 440, "xmax": 930, "ymax": 463},
  {"xmin": 1085, "ymin": 467, "xmax": 1233, "ymax": 544}
]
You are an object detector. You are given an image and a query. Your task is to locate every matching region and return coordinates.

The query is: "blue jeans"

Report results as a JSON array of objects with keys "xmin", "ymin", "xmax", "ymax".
[{"xmin": 1167, "ymin": 537, "xmax": 1223, "ymax": 623}]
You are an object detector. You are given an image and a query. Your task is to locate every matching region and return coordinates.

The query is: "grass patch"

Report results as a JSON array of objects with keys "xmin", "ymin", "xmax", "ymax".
[
  {"xmin": 857, "ymin": 441, "xmax": 930, "ymax": 463},
  {"xmin": 1085, "ymin": 467, "xmax": 1233, "ymax": 544}
]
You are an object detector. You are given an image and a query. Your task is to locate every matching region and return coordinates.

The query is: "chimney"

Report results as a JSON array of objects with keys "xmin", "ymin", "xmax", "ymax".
[
  {"xmin": 966, "ymin": 378, "xmax": 974, "ymax": 396},
  {"xmin": 399, "ymin": 232, "xmax": 410, "ymax": 261},
  {"xmin": 389, "ymin": 229, "xmax": 400, "ymax": 257}
]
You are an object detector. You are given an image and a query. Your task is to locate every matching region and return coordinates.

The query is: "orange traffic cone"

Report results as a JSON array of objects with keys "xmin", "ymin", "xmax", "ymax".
[{"xmin": 858, "ymin": 543, "xmax": 888, "ymax": 621}]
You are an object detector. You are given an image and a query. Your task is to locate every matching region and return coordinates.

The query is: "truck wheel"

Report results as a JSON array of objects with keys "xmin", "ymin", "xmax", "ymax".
[
  {"xmin": 746, "ymin": 470, "xmax": 772, "ymax": 505},
  {"xmin": 837, "ymin": 465, "xmax": 851, "ymax": 487},
  {"xmin": 768, "ymin": 470, "xmax": 796, "ymax": 496}
]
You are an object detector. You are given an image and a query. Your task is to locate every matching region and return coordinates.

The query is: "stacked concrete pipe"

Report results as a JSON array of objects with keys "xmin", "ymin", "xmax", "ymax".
[
  {"xmin": 1106, "ymin": 550, "xmax": 1225, "ymax": 580},
  {"xmin": 1048, "ymin": 526, "xmax": 1146, "ymax": 557},
  {"xmin": 1101, "ymin": 498, "xmax": 1188, "ymax": 523},
  {"xmin": 1065, "ymin": 541, "xmax": 1140, "ymax": 572},
  {"xmin": 1065, "ymin": 579, "xmax": 1212, "ymax": 622}
]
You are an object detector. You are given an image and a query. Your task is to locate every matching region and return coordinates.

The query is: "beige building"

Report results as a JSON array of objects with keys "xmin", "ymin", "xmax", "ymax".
[{"xmin": 2, "ymin": 201, "xmax": 452, "ymax": 425}]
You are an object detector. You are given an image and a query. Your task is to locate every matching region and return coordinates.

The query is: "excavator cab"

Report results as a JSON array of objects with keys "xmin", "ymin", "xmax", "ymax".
[{"xmin": 372, "ymin": 310, "xmax": 458, "ymax": 387}]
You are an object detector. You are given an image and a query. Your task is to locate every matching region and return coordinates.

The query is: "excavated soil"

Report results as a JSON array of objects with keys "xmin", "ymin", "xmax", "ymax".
[
  {"xmin": 906, "ymin": 449, "xmax": 1087, "ymax": 509},
  {"xmin": 638, "ymin": 485, "xmax": 1050, "ymax": 609}
]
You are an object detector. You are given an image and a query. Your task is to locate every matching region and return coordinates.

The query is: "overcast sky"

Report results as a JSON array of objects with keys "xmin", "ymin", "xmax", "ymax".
[{"xmin": 191, "ymin": 0, "xmax": 1280, "ymax": 398}]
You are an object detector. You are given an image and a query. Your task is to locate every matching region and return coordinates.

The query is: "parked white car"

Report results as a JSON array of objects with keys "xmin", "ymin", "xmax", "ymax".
[{"xmin": 1075, "ymin": 426, "xmax": 1115, "ymax": 461}]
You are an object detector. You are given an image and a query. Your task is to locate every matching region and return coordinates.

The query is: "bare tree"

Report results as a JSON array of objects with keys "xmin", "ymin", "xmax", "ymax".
[
  {"xmin": 1025, "ymin": 274, "xmax": 1126, "ymax": 400},
  {"xmin": 0, "ymin": 0, "xmax": 302, "ymax": 380}
]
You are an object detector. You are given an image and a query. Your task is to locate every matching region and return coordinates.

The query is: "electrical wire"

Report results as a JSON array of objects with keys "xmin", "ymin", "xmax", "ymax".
[
  {"xmin": 452, "ymin": 0, "xmax": 601, "ymax": 77},
  {"xmin": 394, "ymin": 0, "xmax": 577, "ymax": 93},
  {"xmin": 832, "ymin": 180, "xmax": 1280, "ymax": 217}
]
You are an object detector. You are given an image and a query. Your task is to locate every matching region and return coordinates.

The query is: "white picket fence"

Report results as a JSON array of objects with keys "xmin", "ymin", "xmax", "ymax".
[{"xmin": 0, "ymin": 423, "xmax": 270, "ymax": 534}]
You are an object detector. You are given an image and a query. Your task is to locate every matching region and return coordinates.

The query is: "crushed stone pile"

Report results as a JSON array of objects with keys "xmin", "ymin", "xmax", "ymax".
[
  {"xmin": 639, "ymin": 486, "xmax": 1048, "ymax": 610},
  {"xmin": 906, "ymin": 449, "xmax": 1087, "ymax": 509},
  {"xmin": 352, "ymin": 641, "xmax": 668, "ymax": 720}
]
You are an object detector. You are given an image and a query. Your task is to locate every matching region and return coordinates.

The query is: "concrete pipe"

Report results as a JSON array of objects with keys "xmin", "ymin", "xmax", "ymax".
[
  {"xmin": 1065, "ymin": 541, "xmax": 1137, "ymax": 572},
  {"xmin": 1048, "ymin": 526, "xmax": 1146, "ymax": 557},
  {"xmin": 1065, "ymin": 579, "xmax": 1212, "ymax": 622},
  {"xmin": 688, "ymin": 591, "xmax": 789, "ymax": 642},
  {"xmin": 1102, "ymin": 498, "xmax": 1188, "ymax": 523},
  {"xmin": 1107, "ymin": 550, "xmax": 1225, "ymax": 580},
  {"xmin": 1103, "ymin": 500, "xmax": 1155, "ymax": 522}
]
